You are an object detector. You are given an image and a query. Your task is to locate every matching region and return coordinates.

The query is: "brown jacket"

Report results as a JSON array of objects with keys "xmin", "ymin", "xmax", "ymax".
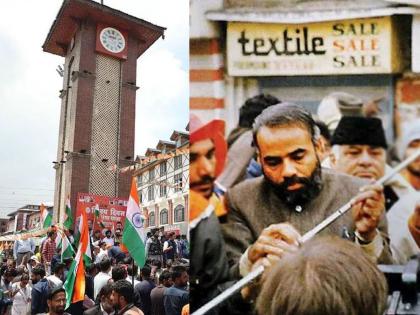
[{"xmin": 222, "ymin": 169, "xmax": 393, "ymax": 277}]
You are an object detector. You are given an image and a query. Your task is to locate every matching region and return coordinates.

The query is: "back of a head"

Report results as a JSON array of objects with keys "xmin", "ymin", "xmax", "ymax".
[
  {"xmin": 53, "ymin": 262, "xmax": 65, "ymax": 275},
  {"xmin": 159, "ymin": 270, "xmax": 172, "ymax": 284},
  {"xmin": 100, "ymin": 257, "xmax": 111, "ymax": 273},
  {"xmin": 256, "ymin": 236, "xmax": 387, "ymax": 315},
  {"xmin": 171, "ymin": 265, "xmax": 187, "ymax": 281},
  {"xmin": 141, "ymin": 265, "xmax": 152, "ymax": 278},
  {"xmin": 127, "ymin": 264, "xmax": 138, "ymax": 277},
  {"xmin": 239, "ymin": 94, "xmax": 280, "ymax": 128},
  {"xmin": 317, "ymin": 92, "xmax": 363, "ymax": 133},
  {"xmin": 112, "ymin": 264, "xmax": 127, "ymax": 281},
  {"xmin": 32, "ymin": 265, "xmax": 46, "ymax": 278}
]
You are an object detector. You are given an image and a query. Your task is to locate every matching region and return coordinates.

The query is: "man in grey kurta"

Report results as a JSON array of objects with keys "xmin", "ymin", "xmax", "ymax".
[{"xmin": 221, "ymin": 104, "xmax": 392, "ymax": 278}]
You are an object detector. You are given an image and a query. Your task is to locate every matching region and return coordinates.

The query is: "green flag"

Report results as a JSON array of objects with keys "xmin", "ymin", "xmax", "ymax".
[{"xmin": 63, "ymin": 197, "xmax": 74, "ymax": 229}]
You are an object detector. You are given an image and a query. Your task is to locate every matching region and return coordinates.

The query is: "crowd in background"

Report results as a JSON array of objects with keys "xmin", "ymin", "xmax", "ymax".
[{"xmin": 0, "ymin": 225, "xmax": 190, "ymax": 315}]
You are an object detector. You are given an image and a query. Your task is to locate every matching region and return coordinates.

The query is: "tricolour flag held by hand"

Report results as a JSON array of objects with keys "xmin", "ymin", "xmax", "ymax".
[
  {"xmin": 122, "ymin": 177, "xmax": 146, "ymax": 268},
  {"xmin": 63, "ymin": 206, "xmax": 91, "ymax": 309},
  {"xmin": 61, "ymin": 232, "xmax": 75, "ymax": 261},
  {"xmin": 40, "ymin": 204, "xmax": 52, "ymax": 229},
  {"xmin": 63, "ymin": 197, "xmax": 74, "ymax": 230}
]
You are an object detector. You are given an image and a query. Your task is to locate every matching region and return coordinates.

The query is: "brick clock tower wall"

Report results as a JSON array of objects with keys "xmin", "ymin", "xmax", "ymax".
[{"xmin": 43, "ymin": 0, "xmax": 165, "ymax": 225}]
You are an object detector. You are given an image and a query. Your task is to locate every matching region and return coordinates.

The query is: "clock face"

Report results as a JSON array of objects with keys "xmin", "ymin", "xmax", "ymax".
[{"xmin": 99, "ymin": 27, "xmax": 126, "ymax": 53}]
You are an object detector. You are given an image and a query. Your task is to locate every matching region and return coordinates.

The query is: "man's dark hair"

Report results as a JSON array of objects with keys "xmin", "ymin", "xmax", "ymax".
[
  {"xmin": 159, "ymin": 270, "xmax": 172, "ymax": 283},
  {"xmin": 140, "ymin": 265, "xmax": 151, "ymax": 278},
  {"xmin": 47, "ymin": 286, "xmax": 66, "ymax": 300},
  {"xmin": 253, "ymin": 103, "xmax": 319, "ymax": 148},
  {"xmin": 112, "ymin": 264, "xmax": 127, "ymax": 281},
  {"xmin": 4, "ymin": 268, "xmax": 16, "ymax": 278},
  {"xmin": 152, "ymin": 260, "xmax": 162, "ymax": 269},
  {"xmin": 315, "ymin": 120, "xmax": 331, "ymax": 142},
  {"xmin": 32, "ymin": 265, "xmax": 46, "ymax": 278},
  {"xmin": 256, "ymin": 236, "xmax": 388, "ymax": 315},
  {"xmin": 127, "ymin": 264, "xmax": 138, "ymax": 277},
  {"xmin": 99, "ymin": 257, "xmax": 111, "ymax": 272},
  {"xmin": 105, "ymin": 230, "xmax": 111, "ymax": 235},
  {"xmin": 171, "ymin": 265, "xmax": 187, "ymax": 281},
  {"xmin": 53, "ymin": 262, "xmax": 65, "ymax": 274},
  {"xmin": 98, "ymin": 283, "xmax": 113, "ymax": 299},
  {"xmin": 86, "ymin": 263, "xmax": 98, "ymax": 274},
  {"xmin": 123, "ymin": 256, "xmax": 133, "ymax": 265},
  {"xmin": 112, "ymin": 280, "xmax": 134, "ymax": 303},
  {"xmin": 239, "ymin": 94, "xmax": 280, "ymax": 128}
]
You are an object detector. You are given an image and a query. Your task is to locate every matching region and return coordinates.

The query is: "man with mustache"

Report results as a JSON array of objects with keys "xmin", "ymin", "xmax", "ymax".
[
  {"xmin": 329, "ymin": 116, "xmax": 418, "ymax": 263},
  {"xmin": 190, "ymin": 115, "xmax": 235, "ymax": 314},
  {"xmin": 222, "ymin": 104, "xmax": 392, "ymax": 280}
]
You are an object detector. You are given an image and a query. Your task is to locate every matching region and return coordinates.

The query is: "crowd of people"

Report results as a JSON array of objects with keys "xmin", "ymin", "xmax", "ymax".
[
  {"xmin": 0, "ymin": 225, "xmax": 190, "ymax": 315},
  {"xmin": 190, "ymin": 93, "xmax": 420, "ymax": 315}
]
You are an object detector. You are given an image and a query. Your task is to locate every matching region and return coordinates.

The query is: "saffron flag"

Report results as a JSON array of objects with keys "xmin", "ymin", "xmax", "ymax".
[
  {"xmin": 63, "ymin": 207, "xmax": 91, "ymax": 309},
  {"xmin": 122, "ymin": 177, "xmax": 146, "ymax": 267},
  {"xmin": 63, "ymin": 197, "xmax": 74, "ymax": 230},
  {"xmin": 40, "ymin": 204, "xmax": 52, "ymax": 229}
]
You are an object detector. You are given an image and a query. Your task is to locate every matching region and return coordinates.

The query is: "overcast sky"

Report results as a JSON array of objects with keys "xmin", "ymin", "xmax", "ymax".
[{"xmin": 0, "ymin": 0, "xmax": 188, "ymax": 218}]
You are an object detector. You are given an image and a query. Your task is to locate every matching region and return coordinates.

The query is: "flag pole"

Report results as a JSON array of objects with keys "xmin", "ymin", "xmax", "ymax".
[
  {"xmin": 191, "ymin": 149, "xmax": 420, "ymax": 315},
  {"xmin": 132, "ymin": 258, "xmax": 135, "ymax": 288}
]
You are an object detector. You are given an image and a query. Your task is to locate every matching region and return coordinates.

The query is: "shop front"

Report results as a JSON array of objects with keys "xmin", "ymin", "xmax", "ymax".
[{"xmin": 223, "ymin": 16, "xmax": 409, "ymax": 141}]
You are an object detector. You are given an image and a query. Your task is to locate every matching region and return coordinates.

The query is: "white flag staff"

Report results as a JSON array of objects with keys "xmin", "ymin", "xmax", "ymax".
[{"xmin": 192, "ymin": 149, "xmax": 420, "ymax": 315}]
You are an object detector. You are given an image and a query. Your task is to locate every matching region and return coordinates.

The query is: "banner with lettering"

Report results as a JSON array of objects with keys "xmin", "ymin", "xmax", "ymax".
[
  {"xmin": 76, "ymin": 193, "xmax": 128, "ymax": 233},
  {"xmin": 227, "ymin": 16, "xmax": 402, "ymax": 76}
]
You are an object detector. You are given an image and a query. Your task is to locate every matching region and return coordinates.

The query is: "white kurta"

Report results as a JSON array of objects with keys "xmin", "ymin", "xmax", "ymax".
[{"xmin": 11, "ymin": 283, "xmax": 31, "ymax": 315}]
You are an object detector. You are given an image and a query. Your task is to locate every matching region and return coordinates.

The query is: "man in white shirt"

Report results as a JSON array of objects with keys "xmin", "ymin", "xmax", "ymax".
[
  {"xmin": 13, "ymin": 235, "xmax": 35, "ymax": 266},
  {"xmin": 125, "ymin": 263, "xmax": 140, "ymax": 287},
  {"xmin": 94, "ymin": 241, "xmax": 109, "ymax": 264},
  {"xmin": 102, "ymin": 230, "xmax": 114, "ymax": 246},
  {"xmin": 94, "ymin": 257, "xmax": 112, "ymax": 300},
  {"xmin": 46, "ymin": 262, "xmax": 65, "ymax": 288}
]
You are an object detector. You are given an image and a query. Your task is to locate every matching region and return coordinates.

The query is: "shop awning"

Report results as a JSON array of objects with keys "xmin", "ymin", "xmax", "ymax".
[{"xmin": 206, "ymin": 6, "xmax": 420, "ymax": 24}]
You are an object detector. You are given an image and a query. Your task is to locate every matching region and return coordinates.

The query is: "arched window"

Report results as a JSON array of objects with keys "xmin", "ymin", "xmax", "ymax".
[
  {"xmin": 174, "ymin": 205, "xmax": 185, "ymax": 222},
  {"xmin": 149, "ymin": 212, "xmax": 155, "ymax": 227},
  {"xmin": 160, "ymin": 209, "xmax": 168, "ymax": 225}
]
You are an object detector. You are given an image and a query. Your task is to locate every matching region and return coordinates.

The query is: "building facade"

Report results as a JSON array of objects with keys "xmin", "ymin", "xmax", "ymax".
[
  {"xmin": 4, "ymin": 204, "xmax": 48, "ymax": 234},
  {"xmin": 135, "ymin": 130, "xmax": 189, "ymax": 236},
  {"xmin": 191, "ymin": 0, "xmax": 420, "ymax": 142}
]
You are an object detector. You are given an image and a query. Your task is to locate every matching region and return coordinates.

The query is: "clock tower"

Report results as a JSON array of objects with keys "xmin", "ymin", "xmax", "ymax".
[{"xmin": 43, "ymin": 0, "xmax": 165, "ymax": 223}]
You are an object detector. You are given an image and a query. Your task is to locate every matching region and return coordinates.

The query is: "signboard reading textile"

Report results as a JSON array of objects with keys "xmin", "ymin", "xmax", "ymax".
[
  {"xmin": 227, "ymin": 16, "xmax": 401, "ymax": 76},
  {"xmin": 76, "ymin": 193, "xmax": 128, "ymax": 232}
]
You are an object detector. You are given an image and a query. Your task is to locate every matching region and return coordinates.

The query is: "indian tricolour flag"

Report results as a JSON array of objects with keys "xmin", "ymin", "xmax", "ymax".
[
  {"xmin": 63, "ymin": 197, "xmax": 74, "ymax": 230},
  {"xmin": 122, "ymin": 177, "xmax": 146, "ymax": 268},
  {"xmin": 40, "ymin": 204, "xmax": 52, "ymax": 228},
  {"xmin": 61, "ymin": 232, "xmax": 75, "ymax": 261},
  {"xmin": 63, "ymin": 206, "xmax": 91, "ymax": 309}
]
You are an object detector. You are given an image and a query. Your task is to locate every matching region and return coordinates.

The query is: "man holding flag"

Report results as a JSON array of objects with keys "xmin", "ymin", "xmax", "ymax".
[{"xmin": 42, "ymin": 231, "xmax": 56, "ymax": 276}]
